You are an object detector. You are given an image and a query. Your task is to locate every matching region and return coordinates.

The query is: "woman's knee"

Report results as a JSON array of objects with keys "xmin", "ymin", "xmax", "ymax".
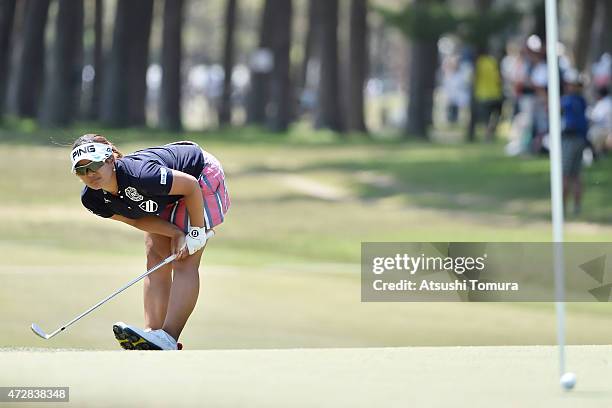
[
  {"xmin": 145, "ymin": 233, "xmax": 171, "ymax": 264},
  {"xmin": 172, "ymin": 253, "xmax": 203, "ymax": 274}
]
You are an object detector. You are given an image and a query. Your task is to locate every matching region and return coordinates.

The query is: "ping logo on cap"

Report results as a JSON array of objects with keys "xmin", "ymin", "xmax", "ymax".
[
  {"xmin": 70, "ymin": 143, "xmax": 113, "ymax": 169},
  {"xmin": 72, "ymin": 145, "xmax": 96, "ymax": 159}
]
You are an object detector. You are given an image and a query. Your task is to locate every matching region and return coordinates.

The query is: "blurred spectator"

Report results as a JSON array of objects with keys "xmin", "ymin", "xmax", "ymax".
[
  {"xmin": 442, "ymin": 56, "xmax": 470, "ymax": 124},
  {"xmin": 592, "ymin": 53, "xmax": 611, "ymax": 89},
  {"xmin": 588, "ymin": 87, "xmax": 612, "ymax": 154},
  {"xmin": 505, "ymin": 36, "xmax": 541, "ymax": 156},
  {"xmin": 560, "ymin": 71, "xmax": 589, "ymax": 216},
  {"xmin": 500, "ymin": 42, "xmax": 522, "ymax": 118},
  {"xmin": 467, "ymin": 48, "xmax": 503, "ymax": 141},
  {"xmin": 529, "ymin": 37, "xmax": 549, "ymax": 153}
]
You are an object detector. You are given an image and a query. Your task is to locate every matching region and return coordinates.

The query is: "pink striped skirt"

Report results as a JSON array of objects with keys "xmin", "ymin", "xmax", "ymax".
[{"xmin": 159, "ymin": 151, "xmax": 230, "ymax": 232}]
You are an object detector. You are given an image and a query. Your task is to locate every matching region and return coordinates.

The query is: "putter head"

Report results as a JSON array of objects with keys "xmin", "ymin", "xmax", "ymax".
[{"xmin": 31, "ymin": 323, "xmax": 49, "ymax": 339}]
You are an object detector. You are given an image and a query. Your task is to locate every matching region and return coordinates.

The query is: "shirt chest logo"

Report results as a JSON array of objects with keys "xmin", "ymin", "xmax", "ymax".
[
  {"xmin": 139, "ymin": 200, "xmax": 158, "ymax": 213},
  {"xmin": 125, "ymin": 187, "xmax": 144, "ymax": 202}
]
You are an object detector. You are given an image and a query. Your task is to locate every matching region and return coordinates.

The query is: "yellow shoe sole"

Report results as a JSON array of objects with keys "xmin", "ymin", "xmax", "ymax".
[{"xmin": 112, "ymin": 324, "xmax": 162, "ymax": 350}]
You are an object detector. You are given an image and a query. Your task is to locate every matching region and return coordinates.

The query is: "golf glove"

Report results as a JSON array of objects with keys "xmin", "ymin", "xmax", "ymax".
[{"xmin": 186, "ymin": 226, "xmax": 208, "ymax": 255}]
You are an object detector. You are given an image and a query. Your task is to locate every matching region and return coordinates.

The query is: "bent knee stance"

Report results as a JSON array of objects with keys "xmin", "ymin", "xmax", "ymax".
[{"xmin": 145, "ymin": 233, "xmax": 171, "ymax": 266}]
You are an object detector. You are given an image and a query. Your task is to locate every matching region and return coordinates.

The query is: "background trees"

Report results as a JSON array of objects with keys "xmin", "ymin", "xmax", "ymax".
[
  {"xmin": 377, "ymin": 0, "xmax": 456, "ymax": 138},
  {"xmin": 0, "ymin": 0, "xmax": 16, "ymax": 120},
  {"xmin": 266, "ymin": 0, "xmax": 292, "ymax": 132},
  {"xmin": 11, "ymin": 0, "xmax": 51, "ymax": 118},
  {"xmin": 86, "ymin": 0, "xmax": 104, "ymax": 121},
  {"xmin": 0, "ymin": 0, "xmax": 607, "ymax": 138},
  {"xmin": 159, "ymin": 0, "xmax": 185, "ymax": 131},
  {"xmin": 314, "ymin": 0, "xmax": 343, "ymax": 132},
  {"xmin": 218, "ymin": 0, "xmax": 237, "ymax": 127},
  {"xmin": 246, "ymin": 0, "xmax": 274, "ymax": 125},
  {"xmin": 100, "ymin": 1, "xmax": 136, "ymax": 127},
  {"xmin": 126, "ymin": 0, "xmax": 154, "ymax": 126},
  {"xmin": 347, "ymin": 0, "xmax": 368, "ymax": 133},
  {"xmin": 39, "ymin": 0, "xmax": 84, "ymax": 127},
  {"xmin": 101, "ymin": 0, "xmax": 153, "ymax": 127}
]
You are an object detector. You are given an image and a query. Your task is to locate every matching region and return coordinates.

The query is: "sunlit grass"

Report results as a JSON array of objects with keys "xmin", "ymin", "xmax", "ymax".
[{"xmin": 2, "ymin": 124, "xmax": 612, "ymax": 349}]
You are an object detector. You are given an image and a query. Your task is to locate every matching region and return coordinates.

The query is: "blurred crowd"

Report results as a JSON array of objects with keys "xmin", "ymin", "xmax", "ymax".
[
  {"xmin": 440, "ymin": 35, "xmax": 612, "ymax": 215},
  {"xmin": 442, "ymin": 36, "xmax": 611, "ymax": 155}
]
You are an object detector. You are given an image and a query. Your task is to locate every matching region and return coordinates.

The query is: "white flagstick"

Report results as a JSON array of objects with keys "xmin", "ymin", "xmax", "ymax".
[{"xmin": 544, "ymin": 0, "xmax": 575, "ymax": 390}]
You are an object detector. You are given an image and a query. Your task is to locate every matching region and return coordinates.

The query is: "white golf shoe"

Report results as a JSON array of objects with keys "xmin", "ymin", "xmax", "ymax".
[{"xmin": 112, "ymin": 321, "xmax": 178, "ymax": 350}]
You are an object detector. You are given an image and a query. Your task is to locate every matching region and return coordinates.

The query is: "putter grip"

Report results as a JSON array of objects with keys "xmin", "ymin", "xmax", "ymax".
[{"xmin": 176, "ymin": 229, "xmax": 215, "ymax": 256}]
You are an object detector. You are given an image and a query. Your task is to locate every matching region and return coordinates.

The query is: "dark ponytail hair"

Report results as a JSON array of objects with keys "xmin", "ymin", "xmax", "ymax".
[{"xmin": 71, "ymin": 134, "xmax": 123, "ymax": 159}]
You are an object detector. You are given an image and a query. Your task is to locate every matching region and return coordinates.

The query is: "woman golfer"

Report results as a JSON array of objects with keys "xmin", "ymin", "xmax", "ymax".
[{"xmin": 70, "ymin": 134, "xmax": 230, "ymax": 350}]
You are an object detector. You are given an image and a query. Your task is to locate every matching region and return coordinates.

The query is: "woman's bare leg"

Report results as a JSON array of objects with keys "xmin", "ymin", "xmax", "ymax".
[
  {"xmin": 143, "ymin": 233, "xmax": 173, "ymax": 330},
  {"xmin": 162, "ymin": 249, "xmax": 204, "ymax": 341}
]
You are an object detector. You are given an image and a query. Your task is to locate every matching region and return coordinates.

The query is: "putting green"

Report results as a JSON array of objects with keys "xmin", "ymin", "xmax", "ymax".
[
  {"xmin": 1, "ymin": 346, "xmax": 611, "ymax": 407},
  {"xmin": 3, "ymin": 137, "xmax": 612, "ymax": 406}
]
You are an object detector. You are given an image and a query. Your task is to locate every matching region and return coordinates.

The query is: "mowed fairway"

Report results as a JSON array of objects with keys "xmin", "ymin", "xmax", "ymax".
[
  {"xmin": 1, "ymin": 346, "xmax": 612, "ymax": 407},
  {"xmin": 2, "ymin": 129, "xmax": 612, "ymax": 405}
]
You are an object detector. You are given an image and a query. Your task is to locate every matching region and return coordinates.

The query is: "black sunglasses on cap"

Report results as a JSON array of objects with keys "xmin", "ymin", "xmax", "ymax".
[{"xmin": 74, "ymin": 160, "xmax": 105, "ymax": 175}]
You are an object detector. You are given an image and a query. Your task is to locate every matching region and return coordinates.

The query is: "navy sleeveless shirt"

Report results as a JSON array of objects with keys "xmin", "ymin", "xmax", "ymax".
[{"xmin": 81, "ymin": 142, "xmax": 206, "ymax": 219}]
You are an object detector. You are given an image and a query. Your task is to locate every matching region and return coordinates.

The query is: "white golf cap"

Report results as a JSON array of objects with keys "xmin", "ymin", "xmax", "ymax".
[
  {"xmin": 70, "ymin": 142, "xmax": 113, "ymax": 172},
  {"xmin": 526, "ymin": 35, "xmax": 542, "ymax": 53}
]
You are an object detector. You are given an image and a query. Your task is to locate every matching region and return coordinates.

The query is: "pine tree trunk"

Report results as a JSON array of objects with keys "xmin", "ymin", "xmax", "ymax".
[
  {"xmin": 425, "ymin": 38, "xmax": 439, "ymax": 130},
  {"xmin": 127, "ymin": 0, "xmax": 153, "ymax": 126},
  {"xmin": 590, "ymin": 0, "xmax": 612, "ymax": 60},
  {"xmin": 218, "ymin": 0, "xmax": 237, "ymax": 126},
  {"xmin": 0, "ymin": 0, "xmax": 16, "ymax": 119},
  {"xmin": 601, "ymin": 0, "xmax": 612, "ymax": 55},
  {"xmin": 474, "ymin": 0, "xmax": 493, "ymax": 9},
  {"xmin": 101, "ymin": 0, "xmax": 153, "ymax": 127},
  {"xmin": 347, "ymin": 0, "xmax": 367, "ymax": 133},
  {"xmin": 39, "ymin": 0, "xmax": 83, "ymax": 127},
  {"xmin": 246, "ymin": 0, "xmax": 274, "ymax": 124},
  {"xmin": 406, "ymin": 39, "xmax": 437, "ymax": 138},
  {"xmin": 267, "ymin": 0, "xmax": 292, "ymax": 132},
  {"xmin": 314, "ymin": 0, "xmax": 343, "ymax": 132},
  {"xmin": 465, "ymin": 0, "xmax": 489, "ymax": 141},
  {"xmin": 533, "ymin": 1, "xmax": 546, "ymax": 41},
  {"xmin": 574, "ymin": 0, "xmax": 596, "ymax": 71},
  {"xmin": 300, "ymin": 0, "xmax": 319, "ymax": 91},
  {"xmin": 87, "ymin": 0, "xmax": 103, "ymax": 120},
  {"xmin": 159, "ymin": 0, "xmax": 184, "ymax": 131},
  {"xmin": 13, "ymin": 0, "xmax": 51, "ymax": 118},
  {"xmin": 101, "ymin": 0, "xmax": 133, "ymax": 126}
]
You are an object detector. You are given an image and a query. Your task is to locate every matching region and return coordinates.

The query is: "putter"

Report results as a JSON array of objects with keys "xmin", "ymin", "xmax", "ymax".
[{"xmin": 31, "ymin": 230, "xmax": 214, "ymax": 340}]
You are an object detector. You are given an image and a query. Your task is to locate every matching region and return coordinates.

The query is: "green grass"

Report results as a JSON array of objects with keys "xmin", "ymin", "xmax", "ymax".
[{"xmin": 2, "ymin": 122, "xmax": 612, "ymax": 350}]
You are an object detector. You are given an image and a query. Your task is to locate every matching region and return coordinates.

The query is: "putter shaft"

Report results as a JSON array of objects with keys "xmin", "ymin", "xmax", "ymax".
[{"xmin": 31, "ymin": 229, "xmax": 215, "ymax": 340}]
